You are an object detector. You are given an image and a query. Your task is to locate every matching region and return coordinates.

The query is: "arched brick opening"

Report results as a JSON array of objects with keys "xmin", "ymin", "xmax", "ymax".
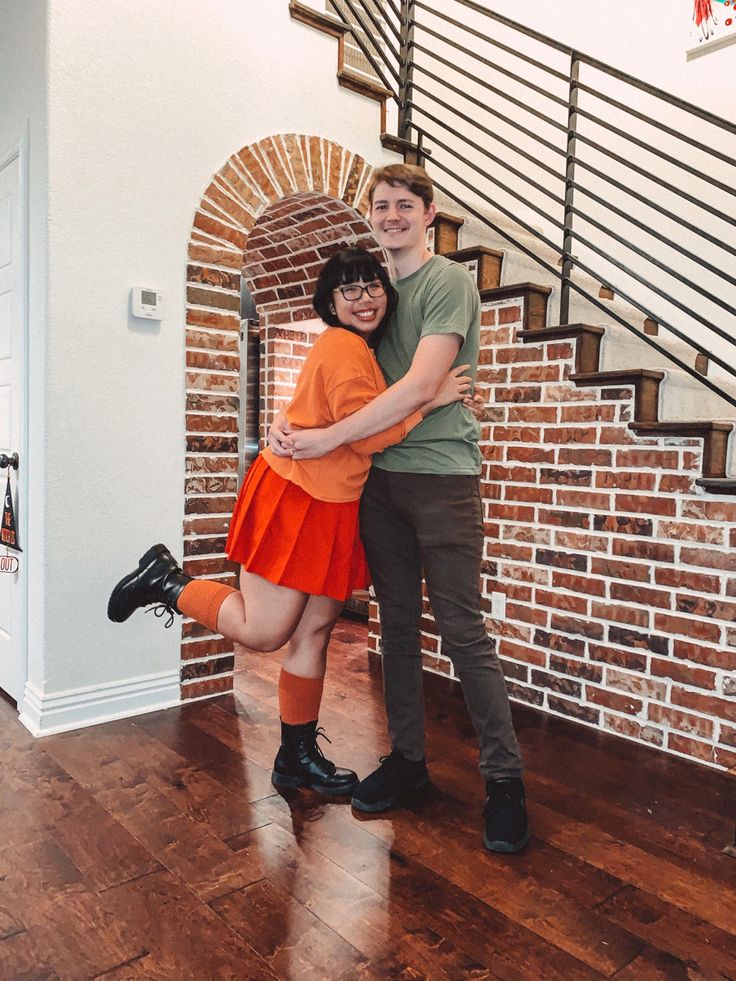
[{"xmin": 181, "ymin": 135, "xmax": 378, "ymax": 700}]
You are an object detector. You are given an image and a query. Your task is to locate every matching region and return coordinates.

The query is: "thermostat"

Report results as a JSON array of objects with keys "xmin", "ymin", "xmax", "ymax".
[{"xmin": 131, "ymin": 286, "xmax": 164, "ymax": 320}]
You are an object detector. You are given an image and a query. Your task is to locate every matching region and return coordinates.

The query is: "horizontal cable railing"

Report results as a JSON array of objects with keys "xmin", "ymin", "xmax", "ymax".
[{"xmin": 326, "ymin": 0, "xmax": 736, "ymax": 409}]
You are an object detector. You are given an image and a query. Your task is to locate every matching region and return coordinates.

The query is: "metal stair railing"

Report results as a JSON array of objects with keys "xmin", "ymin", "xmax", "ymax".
[{"xmin": 324, "ymin": 0, "xmax": 736, "ymax": 410}]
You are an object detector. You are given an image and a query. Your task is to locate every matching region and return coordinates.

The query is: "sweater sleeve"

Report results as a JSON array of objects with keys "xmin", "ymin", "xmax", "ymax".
[{"xmin": 327, "ymin": 375, "xmax": 423, "ymax": 456}]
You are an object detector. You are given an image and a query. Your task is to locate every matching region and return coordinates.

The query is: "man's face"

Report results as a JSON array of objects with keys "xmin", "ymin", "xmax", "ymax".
[{"xmin": 369, "ymin": 181, "xmax": 436, "ymax": 255}]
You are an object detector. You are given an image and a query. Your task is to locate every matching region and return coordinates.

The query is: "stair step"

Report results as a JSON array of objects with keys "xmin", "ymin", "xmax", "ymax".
[
  {"xmin": 431, "ymin": 212, "xmax": 465, "ymax": 254},
  {"xmin": 479, "ymin": 283, "xmax": 552, "ymax": 332},
  {"xmin": 570, "ymin": 369, "xmax": 665, "ymax": 424},
  {"xmin": 629, "ymin": 421, "xmax": 733, "ymax": 479},
  {"xmin": 289, "ymin": 1, "xmax": 348, "ymax": 38},
  {"xmin": 381, "ymin": 133, "xmax": 425, "ymax": 164},
  {"xmin": 446, "ymin": 247, "xmax": 503, "ymax": 291},
  {"xmin": 695, "ymin": 478, "xmax": 736, "ymax": 495},
  {"xmin": 518, "ymin": 323, "xmax": 604, "ymax": 374},
  {"xmin": 336, "ymin": 68, "xmax": 392, "ymax": 103}
]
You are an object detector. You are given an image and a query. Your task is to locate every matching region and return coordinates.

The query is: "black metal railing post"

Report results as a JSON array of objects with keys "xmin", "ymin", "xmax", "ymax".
[
  {"xmin": 559, "ymin": 53, "xmax": 580, "ymax": 325},
  {"xmin": 398, "ymin": 0, "xmax": 414, "ymax": 141}
]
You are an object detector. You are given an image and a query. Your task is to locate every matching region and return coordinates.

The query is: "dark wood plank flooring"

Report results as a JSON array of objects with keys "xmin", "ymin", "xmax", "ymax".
[{"xmin": 1, "ymin": 619, "xmax": 734, "ymax": 980}]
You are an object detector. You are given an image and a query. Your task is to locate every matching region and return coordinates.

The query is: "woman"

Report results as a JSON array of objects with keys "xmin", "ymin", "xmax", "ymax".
[{"xmin": 108, "ymin": 248, "xmax": 472, "ymax": 797}]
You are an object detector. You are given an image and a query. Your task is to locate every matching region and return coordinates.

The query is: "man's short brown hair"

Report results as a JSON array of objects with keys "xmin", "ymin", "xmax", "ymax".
[{"xmin": 367, "ymin": 163, "xmax": 434, "ymax": 210}]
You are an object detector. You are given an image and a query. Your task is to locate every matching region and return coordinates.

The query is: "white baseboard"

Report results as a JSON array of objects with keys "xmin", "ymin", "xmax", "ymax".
[{"xmin": 18, "ymin": 670, "xmax": 181, "ymax": 737}]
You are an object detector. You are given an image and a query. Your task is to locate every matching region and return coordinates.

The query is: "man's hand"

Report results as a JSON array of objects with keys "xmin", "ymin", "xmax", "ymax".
[
  {"xmin": 289, "ymin": 426, "xmax": 339, "ymax": 460},
  {"xmin": 463, "ymin": 392, "xmax": 488, "ymax": 423},
  {"xmin": 267, "ymin": 412, "xmax": 296, "ymax": 457},
  {"xmin": 422, "ymin": 364, "xmax": 472, "ymax": 417}
]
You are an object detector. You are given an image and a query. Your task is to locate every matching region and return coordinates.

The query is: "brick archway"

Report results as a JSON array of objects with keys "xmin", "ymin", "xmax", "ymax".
[{"xmin": 181, "ymin": 135, "xmax": 377, "ymax": 700}]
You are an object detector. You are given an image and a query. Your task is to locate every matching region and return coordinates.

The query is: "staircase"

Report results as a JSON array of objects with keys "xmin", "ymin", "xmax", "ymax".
[{"xmin": 288, "ymin": 0, "xmax": 736, "ymax": 775}]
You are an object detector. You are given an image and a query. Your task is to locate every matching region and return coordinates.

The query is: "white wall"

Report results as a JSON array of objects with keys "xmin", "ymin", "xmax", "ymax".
[
  {"xmin": 0, "ymin": 0, "xmax": 49, "ymax": 702},
  {"xmin": 36, "ymin": 0, "xmax": 394, "ymax": 708}
]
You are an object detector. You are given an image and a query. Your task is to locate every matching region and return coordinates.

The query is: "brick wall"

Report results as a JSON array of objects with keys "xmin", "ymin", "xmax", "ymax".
[
  {"xmin": 182, "ymin": 134, "xmax": 376, "ymax": 700},
  {"xmin": 369, "ymin": 294, "xmax": 736, "ymax": 772}
]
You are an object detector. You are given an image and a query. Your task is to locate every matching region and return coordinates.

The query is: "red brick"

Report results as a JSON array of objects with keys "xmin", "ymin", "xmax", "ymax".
[
  {"xmin": 181, "ymin": 675, "xmax": 234, "ymax": 700},
  {"xmin": 653, "ymin": 612, "xmax": 722, "ymax": 643},
  {"xmin": 481, "ymin": 309, "xmax": 497, "ymax": 326},
  {"xmin": 654, "ymin": 567, "xmax": 721, "ymax": 593},
  {"xmin": 546, "ymin": 385, "xmax": 593, "ymax": 403},
  {"xmin": 504, "ymin": 485, "xmax": 553, "ymax": 504},
  {"xmin": 589, "ymin": 644, "xmax": 648, "ymax": 672},
  {"xmin": 649, "ymin": 657, "xmax": 716, "ymax": 691},
  {"xmin": 502, "ymin": 525, "xmax": 552, "ymax": 545},
  {"xmin": 543, "ymin": 426, "xmax": 598, "ymax": 444},
  {"xmin": 549, "ymin": 654, "xmax": 603, "ymax": 682},
  {"xmin": 495, "ymin": 386, "xmax": 542, "ymax": 404},
  {"xmin": 510, "ymin": 364, "xmax": 561, "ymax": 383},
  {"xmin": 539, "ymin": 468, "xmax": 591, "ymax": 486},
  {"xmin": 498, "ymin": 640, "xmax": 547, "ymax": 665},
  {"xmin": 585, "ymin": 686, "xmax": 643, "ymax": 715},
  {"xmin": 591, "ymin": 602, "xmax": 649, "ymax": 628},
  {"xmin": 670, "ymin": 688, "xmax": 736, "ymax": 723},
  {"xmin": 599, "ymin": 426, "xmax": 638, "ymax": 444},
  {"xmin": 538, "ymin": 509, "xmax": 590, "ymax": 529},
  {"xmin": 487, "ymin": 542, "xmax": 534, "ymax": 562},
  {"xmin": 680, "ymin": 547, "xmax": 736, "ymax": 572},
  {"xmin": 608, "ymin": 625, "xmax": 669, "ymax": 655},
  {"xmin": 657, "ymin": 521, "xmax": 725, "ymax": 545},
  {"xmin": 591, "ymin": 557, "xmax": 650, "ymax": 583},
  {"xmin": 667, "ymin": 733, "xmax": 717, "ymax": 764},
  {"xmin": 595, "ymin": 471, "xmax": 657, "ymax": 491},
  {"xmin": 498, "ymin": 305, "xmax": 522, "ymax": 324},
  {"xmin": 546, "ymin": 342, "xmax": 573, "ymax": 360},
  {"xmin": 558, "ymin": 490, "xmax": 612, "ymax": 511},
  {"xmin": 673, "ymin": 639, "xmax": 736, "ymax": 671},
  {"xmin": 614, "ymin": 494, "xmax": 677, "ymax": 517},
  {"xmin": 676, "ymin": 594, "xmax": 736, "ymax": 622},
  {"xmin": 507, "ymin": 406, "xmax": 559, "ymax": 424},
  {"xmin": 553, "ymin": 531, "xmax": 609, "ymax": 553},
  {"xmin": 558, "ymin": 448, "xmax": 613, "ymax": 466},
  {"xmin": 533, "ymin": 629, "xmax": 586, "ymax": 656},
  {"xmin": 493, "ymin": 426, "xmax": 541, "ymax": 443},
  {"xmin": 500, "ymin": 563, "xmax": 550, "ymax": 585},
  {"xmin": 681, "ymin": 498, "xmax": 736, "ymax": 522},
  {"xmin": 594, "ymin": 515, "xmax": 652, "ymax": 536},
  {"xmin": 548, "ymin": 695, "xmax": 600, "ymax": 725},
  {"xmin": 535, "ymin": 589, "xmax": 588, "ymax": 615},
  {"xmin": 612, "ymin": 539, "xmax": 674, "ymax": 563},
  {"xmin": 506, "ymin": 601, "xmax": 548, "ymax": 627},
  {"xmin": 719, "ymin": 724, "xmax": 736, "ymax": 748},
  {"xmin": 657, "ymin": 474, "xmax": 696, "ymax": 493},
  {"xmin": 605, "ymin": 668, "xmax": 666, "ymax": 700},
  {"xmin": 506, "ymin": 446, "xmax": 556, "ymax": 464},
  {"xmin": 536, "ymin": 549, "xmax": 588, "ymax": 572},
  {"xmin": 603, "ymin": 714, "xmax": 664, "ymax": 746},
  {"xmin": 648, "ymin": 704, "xmax": 714, "ymax": 738},
  {"xmin": 559, "ymin": 404, "xmax": 616, "ymax": 423},
  {"xmin": 551, "ymin": 571, "xmax": 607, "ymax": 596},
  {"xmin": 487, "ymin": 503, "xmax": 536, "ymax": 522},
  {"xmin": 531, "ymin": 669, "xmax": 582, "ymax": 698},
  {"xmin": 489, "ymin": 465, "xmax": 537, "ymax": 483},
  {"xmin": 550, "ymin": 614, "xmax": 604, "ymax": 640},
  {"xmin": 609, "ymin": 583, "xmax": 671, "ymax": 610},
  {"xmin": 495, "ymin": 346, "xmax": 543, "ymax": 364}
]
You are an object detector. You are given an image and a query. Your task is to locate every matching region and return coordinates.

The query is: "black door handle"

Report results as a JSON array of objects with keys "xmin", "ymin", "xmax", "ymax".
[{"xmin": 0, "ymin": 453, "xmax": 19, "ymax": 470}]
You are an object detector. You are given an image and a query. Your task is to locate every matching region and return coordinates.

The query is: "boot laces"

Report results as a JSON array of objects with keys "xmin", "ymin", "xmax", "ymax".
[
  {"xmin": 312, "ymin": 727, "xmax": 336, "ymax": 774},
  {"xmin": 145, "ymin": 604, "xmax": 176, "ymax": 628}
]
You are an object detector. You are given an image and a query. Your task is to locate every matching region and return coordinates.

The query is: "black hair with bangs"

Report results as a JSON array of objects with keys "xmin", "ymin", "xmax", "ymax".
[{"xmin": 312, "ymin": 247, "xmax": 397, "ymax": 350}]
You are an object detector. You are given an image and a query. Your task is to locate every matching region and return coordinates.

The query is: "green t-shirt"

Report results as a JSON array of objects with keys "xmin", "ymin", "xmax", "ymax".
[{"xmin": 372, "ymin": 255, "xmax": 482, "ymax": 475}]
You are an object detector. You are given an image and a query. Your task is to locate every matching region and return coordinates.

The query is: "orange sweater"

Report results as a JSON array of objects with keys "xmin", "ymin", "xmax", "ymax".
[{"xmin": 263, "ymin": 327, "xmax": 422, "ymax": 502}]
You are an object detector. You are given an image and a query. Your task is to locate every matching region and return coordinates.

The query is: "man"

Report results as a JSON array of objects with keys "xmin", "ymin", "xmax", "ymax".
[{"xmin": 271, "ymin": 164, "xmax": 528, "ymax": 853}]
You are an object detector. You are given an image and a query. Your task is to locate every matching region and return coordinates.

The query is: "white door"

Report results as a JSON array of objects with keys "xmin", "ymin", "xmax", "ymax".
[{"xmin": 0, "ymin": 149, "xmax": 26, "ymax": 702}]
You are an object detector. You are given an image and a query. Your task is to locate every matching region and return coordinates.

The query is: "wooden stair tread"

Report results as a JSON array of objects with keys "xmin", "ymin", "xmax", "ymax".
[
  {"xmin": 337, "ymin": 68, "xmax": 392, "ymax": 102},
  {"xmin": 479, "ymin": 282, "xmax": 552, "ymax": 303},
  {"xmin": 289, "ymin": 1, "xmax": 348, "ymax": 38},
  {"xmin": 630, "ymin": 421, "xmax": 733, "ymax": 435},
  {"xmin": 517, "ymin": 323, "xmax": 605, "ymax": 342},
  {"xmin": 446, "ymin": 246, "xmax": 504, "ymax": 261},
  {"xmin": 570, "ymin": 369, "xmax": 665, "ymax": 384},
  {"xmin": 381, "ymin": 133, "xmax": 424, "ymax": 157}
]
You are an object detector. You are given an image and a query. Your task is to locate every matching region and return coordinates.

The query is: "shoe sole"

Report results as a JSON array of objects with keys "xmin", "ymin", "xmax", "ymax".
[
  {"xmin": 107, "ymin": 543, "xmax": 169, "ymax": 622},
  {"xmin": 483, "ymin": 829, "xmax": 530, "ymax": 854},
  {"xmin": 271, "ymin": 771, "xmax": 358, "ymax": 797},
  {"xmin": 350, "ymin": 778, "xmax": 430, "ymax": 813}
]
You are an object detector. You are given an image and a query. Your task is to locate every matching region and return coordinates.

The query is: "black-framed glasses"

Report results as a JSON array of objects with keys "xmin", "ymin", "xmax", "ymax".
[{"xmin": 334, "ymin": 282, "xmax": 386, "ymax": 301}]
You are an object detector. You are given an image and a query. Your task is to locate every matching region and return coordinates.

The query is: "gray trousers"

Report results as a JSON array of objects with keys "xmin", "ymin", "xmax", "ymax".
[{"xmin": 359, "ymin": 467, "xmax": 523, "ymax": 781}]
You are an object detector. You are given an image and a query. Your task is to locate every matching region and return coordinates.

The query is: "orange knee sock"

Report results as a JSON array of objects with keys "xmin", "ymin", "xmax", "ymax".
[
  {"xmin": 177, "ymin": 580, "xmax": 237, "ymax": 634},
  {"xmin": 278, "ymin": 668, "xmax": 325, "ymax": 725}
]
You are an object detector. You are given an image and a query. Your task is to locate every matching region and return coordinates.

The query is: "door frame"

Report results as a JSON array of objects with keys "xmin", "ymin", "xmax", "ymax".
[{"xmin": 0, "ymin": 131, "xmax": 30, "ymax": 711}]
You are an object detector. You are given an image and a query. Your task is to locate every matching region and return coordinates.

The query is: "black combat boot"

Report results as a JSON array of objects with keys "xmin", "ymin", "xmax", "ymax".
[
  {"xmin": 107, "ymin": 544, "xmax": 191, "ymax": 625},
  {"xmin": 271, "ymin": 720, "xmax": 358, "ymax": 796}
]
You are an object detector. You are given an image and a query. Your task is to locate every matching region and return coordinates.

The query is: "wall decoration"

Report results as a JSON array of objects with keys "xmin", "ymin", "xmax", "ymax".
[{"xmin": 688, "ymin": 0, "xmax": 736, "ymax": 58}]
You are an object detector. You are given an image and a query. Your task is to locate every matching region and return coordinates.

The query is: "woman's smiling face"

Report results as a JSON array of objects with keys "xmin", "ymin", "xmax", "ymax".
[{"xmin": 332, "ymin": 279, "xmax": 388, "ymax": 337}]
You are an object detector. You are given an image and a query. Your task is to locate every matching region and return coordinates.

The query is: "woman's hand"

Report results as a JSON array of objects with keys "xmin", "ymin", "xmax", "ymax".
[
  {"xmin": 421, "ymin": 364, "xmax": 472, "ymax": 417},
  {"xmin": 288, "ymin": 426, "xmax": 340, "ymax": 460},
  {"xmin": 267, "ymin": 411, "xmax": 296, "ymax": 457}
]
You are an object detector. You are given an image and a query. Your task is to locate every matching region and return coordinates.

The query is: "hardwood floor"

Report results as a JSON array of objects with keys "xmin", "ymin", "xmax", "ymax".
[{"xmin": 1, "ymin": 619, "xmax": 734, "ymax": 980}]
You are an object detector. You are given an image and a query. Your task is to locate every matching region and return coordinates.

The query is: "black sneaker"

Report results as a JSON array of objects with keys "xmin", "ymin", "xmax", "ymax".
[
  {"xmin": 483, "ymin": 777, "xmax": 530, "ymax": 853},
  {"xmin": 351, "ymin": 750, "xmax": 429, "ymax": 813}
]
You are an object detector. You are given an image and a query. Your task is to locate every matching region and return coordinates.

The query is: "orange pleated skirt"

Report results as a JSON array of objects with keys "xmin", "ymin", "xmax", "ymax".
[{"xmin": 225, "ymin": 454, "xmax": 370, "ymax": 602}]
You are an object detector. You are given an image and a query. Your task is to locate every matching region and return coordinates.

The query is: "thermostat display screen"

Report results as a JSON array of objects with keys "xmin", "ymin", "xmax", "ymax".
[{"xmin": 141, "ymin": 290, "xmax": 157, "ymax": 305}]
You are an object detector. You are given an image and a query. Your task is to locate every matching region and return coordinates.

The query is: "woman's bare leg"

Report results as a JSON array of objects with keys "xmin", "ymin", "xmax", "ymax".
[
  {"xmin": 215, "ymin": 568, "xmax": 310, "ymax": 652},
  {"xmin": 282, "ymin": 593, "xmax": 345, "ymax": 678}
]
